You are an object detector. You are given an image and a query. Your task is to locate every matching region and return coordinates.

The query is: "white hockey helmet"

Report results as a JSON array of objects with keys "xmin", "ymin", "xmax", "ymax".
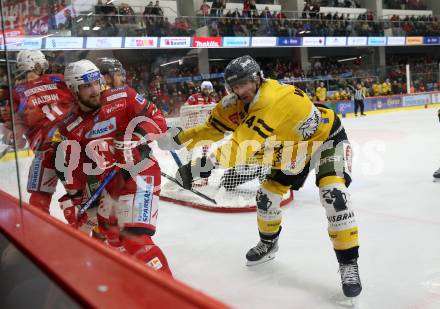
[
  {"xmin": 64, "ymin": 60, "xmax": 102, "ymax": 94},
  {"xmin": 16, "ymin": 50, "xmax": 49, "ymax": 73},
  {"xmin": 201, "ymin": 81, "xmax": 214, "ymax": 93}
]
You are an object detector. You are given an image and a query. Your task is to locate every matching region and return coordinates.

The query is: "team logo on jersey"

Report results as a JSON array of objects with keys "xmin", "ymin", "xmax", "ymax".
[
  {"xmin": 50, "ymin": 75, "xmax": 62, "ymax": 83},
  {"xmin": 135, "ymin": 94, "xmax": 145, "ymax": 104},
  {"xmin": 297, "ymin": 105, "xmax": 321, "ymax": 140},
  {"xmin": 103, "ymin": 102, "xmax": 125, "ymax": 114},
  {"xmin": 85, "ymin": 117, "xmax": 117, "ymax": 138}
]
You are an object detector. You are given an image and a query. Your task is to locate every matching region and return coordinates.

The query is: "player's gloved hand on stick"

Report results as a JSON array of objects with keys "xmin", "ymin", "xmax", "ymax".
[
  {"xmin": 176, "ymin": 156, "xmax": 215, "ymax": 190},
  {"xmin": 156, "ymin": 127, "xmax": 183, "ymax": 151},
  {"xmin": 59, "ymin": 194, "xmax": 88, "ymax": 228}
]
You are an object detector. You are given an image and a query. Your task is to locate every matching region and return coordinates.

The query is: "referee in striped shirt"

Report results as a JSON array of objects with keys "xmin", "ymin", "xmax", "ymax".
[{"xmin": 354, "ymin": 83, "xmax": 366, "ymax": 116}]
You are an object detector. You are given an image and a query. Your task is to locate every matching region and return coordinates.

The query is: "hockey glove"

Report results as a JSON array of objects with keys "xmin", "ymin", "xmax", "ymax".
[
  {"xmin": 113, "ymin": 132, "xmax": 153, "ymax": 179},
  {"xmin": 438, "ymin": 109, "xmax": 440, "ymax": 123},
  {"xmin": 59, "ymin": 193, "xmax": 88, "ymax": 228},
  {"xmin": 156, "ymin": 127, "xmax": 183, "ymax": 151},
  {"xmin": 176, "ymin": 156, "xmax": 215, "ymax": 190}
]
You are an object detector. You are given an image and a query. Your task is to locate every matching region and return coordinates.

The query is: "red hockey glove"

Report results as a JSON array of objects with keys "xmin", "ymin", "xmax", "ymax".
[{"xmin": 59, "ymin": 194, "xmax": 88, "ymax": 228}]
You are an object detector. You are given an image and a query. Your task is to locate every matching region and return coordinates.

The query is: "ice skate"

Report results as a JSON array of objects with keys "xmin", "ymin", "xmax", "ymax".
[
  {"xmin": 246, "ymin": 238, "xmax": 279, "ymax": 266},
  {"xmin": 339, "ymin": 259, "xmax": 362, "ymax": 298}
]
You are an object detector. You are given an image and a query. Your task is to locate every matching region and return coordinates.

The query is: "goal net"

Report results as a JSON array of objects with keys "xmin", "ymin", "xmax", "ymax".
[{"xmin": 159, "ymin": 104, "xmax": 293, "ymax": 212}]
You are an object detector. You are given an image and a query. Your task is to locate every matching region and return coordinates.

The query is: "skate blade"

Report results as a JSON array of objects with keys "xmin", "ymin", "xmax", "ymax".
[
  {"xmin": 246, "ymin": 253, "xmax": 276, "ymax": 267},
  {"xmin": 433, "ymin": 178, "xmax": 440, "ymax": 182},
  {"xmin": 335, "ymin": 295, "xmax": 358, "ymax": 307}
]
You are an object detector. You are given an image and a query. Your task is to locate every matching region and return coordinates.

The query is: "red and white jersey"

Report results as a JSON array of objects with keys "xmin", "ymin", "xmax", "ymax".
[
  {"xmin": 185, "ymin": 93, "xmax": 216, "ymax": 105},
  {"xmin": 56, "ymin": 85, "xmax": 167, "ymax": 192},
  {"xmin": 12, "ymin": 74, "xmax": 74, "ymax": 150}
]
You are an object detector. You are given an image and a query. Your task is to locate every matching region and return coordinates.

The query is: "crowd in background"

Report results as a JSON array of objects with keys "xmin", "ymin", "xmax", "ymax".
[
  {"xmin": 116, "ymin": 54, "xmax": 439, "ymax": 115},
  {"xmin": 1, "ymin": 51, "xmax": 439, "ymax": 117},
  {"xmin": 50, "ymin": 0, "xmax": 440, "ymax": 37}
]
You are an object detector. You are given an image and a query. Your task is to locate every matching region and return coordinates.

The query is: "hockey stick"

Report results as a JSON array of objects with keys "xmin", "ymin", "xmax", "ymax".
[
  {"xmin": 78, "ymin": 167, "xmax": 119, "ymax": 217},
  {"xmin": 170, "ymin": 150, "xmax": 183, "ymax": 167},
  {"xmin": 161, "ymin": 171, "xmax": 217, "ymax": 205}
]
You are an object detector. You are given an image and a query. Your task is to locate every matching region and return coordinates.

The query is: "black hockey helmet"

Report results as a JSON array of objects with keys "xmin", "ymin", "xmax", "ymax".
[
  {"xmin": 95, "ymin": 57, "xmax": 126, "ymax": 79},
  {"xmin": 223, "ymin": 55, "xmax": 262, "ymax": 93}
]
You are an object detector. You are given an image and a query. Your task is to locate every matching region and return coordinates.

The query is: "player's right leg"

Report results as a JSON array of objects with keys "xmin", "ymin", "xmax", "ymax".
[
  {"xmin": 246, "ymin": 179, "xmax": 289, "ymax": 266},
  {"xmin": 109, "ymin": 162, "xmax": 172, "ymax": 275}
]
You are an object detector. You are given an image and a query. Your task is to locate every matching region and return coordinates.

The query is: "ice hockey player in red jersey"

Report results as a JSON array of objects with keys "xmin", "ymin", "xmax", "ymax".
[
  {"xmin": 185, "ymin": 81, "xmax": 217, "ymax": 105},
  {"xmin": 7, "ymin": 50, "xmax": 74, "ymax": 212},
  {"xmin": 55, "ymin": 59, "xmax": 171, "ymax": 275}
]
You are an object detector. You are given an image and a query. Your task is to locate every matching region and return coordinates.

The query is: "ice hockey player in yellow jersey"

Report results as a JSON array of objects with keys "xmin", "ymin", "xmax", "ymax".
[{"xmin": 158, "ymin": 55, "xmax": 362, "ymax": 298}]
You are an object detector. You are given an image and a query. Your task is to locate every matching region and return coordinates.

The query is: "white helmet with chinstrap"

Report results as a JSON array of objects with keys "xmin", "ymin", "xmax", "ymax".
[
  {"xmin": 201, "ymin": 81, "xmax": 213, "ymax": 93},
  {"xmin": 64, "ymin": 60, "xmax": 102, "ymax": 93}
]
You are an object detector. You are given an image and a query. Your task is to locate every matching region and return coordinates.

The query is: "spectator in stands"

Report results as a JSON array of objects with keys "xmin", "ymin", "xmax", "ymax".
[
  {"xmin": 372, "ymin": 81, "xmax": 382, "ymax": 96},
  {"xmin": 200, "ymin": 0, "xmax": 210, "ymax": 16},
  {"xmin": 250, "ymin": 0, "xmax": 258, "ymax": 17},
  {"xmin": 58, "ymin": 8, "xmax": 73, "ymax": 30},
  {"xmin": 210, "ymin": 0, "xmax": 225, "ymax": 17},
  {"xmin": 260, "ymin": 6, "xmax": 272, "ymax": 19},
  {"xmin": 151, "ymin": 1, "xmax": 164, "ymax": 17},
  {"xmin": 382, "ymin": 79, "xmax": 392, "ymax": 95},
  {"xmin": 95, "ymin": 0, "xmax": 117, "ymax": 18},
  {"xmin": 231, "ymin": 8, "xmax": 242, "ymax": 19},
  {"xmin": 174, "ymin": 17, "xmax": 191, "ymax": 35},
  {"xmin": 243, "ymin": 0, "xmax": 251, "ymax": 18},
  {"xmin": 143, "ymin": 1, "xmax": 154, "ymax": 16},
  {"xmin": 118, "ymin": 3, "xmax": 136, "ymax": 24},
  {"xmin": 315, "ymin": 81, "xmax": 327, "ymax": 102},
  {"xmin": 392, "ymin": 80, "xmax": 403, "ymax": 94}
]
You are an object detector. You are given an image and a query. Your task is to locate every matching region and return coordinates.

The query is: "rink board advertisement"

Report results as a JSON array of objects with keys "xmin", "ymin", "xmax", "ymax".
[
  {"xmin": 124, "ymin": 37, "xmax": 158, "ymax": 48},
  {"xmin": 45, "ymin": 37, "xmax": 84, "ymax": 49},
  {"xmin": 86, "ymin": 37, "xmax": 122, "ymax": 49},
  {"xmin": 402, "ymin": 94, "xmax": 431, "ymax": 106},
  {"xmin": 330, "ymin": 92, "xmax": 439, "ymax": 115},
  {"xmin": 192, "ymin": 36, "xmax": 222, "ymax": 48},
  {"xmin": 223, "ymin": 37, "xmax": 250, "ymax": 47},
  {"xmin": 6, "ymin": 35, "xmax": 440, "ymax": 51},
  {"xmin": 159, "ymin": 37, "xmax": 191, "ymax": 48}
]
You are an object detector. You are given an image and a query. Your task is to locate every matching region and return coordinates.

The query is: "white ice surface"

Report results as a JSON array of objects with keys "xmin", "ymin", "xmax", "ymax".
[{"xmin": 1, "ymin": 108, "xmax": 440, "ymax": 308}]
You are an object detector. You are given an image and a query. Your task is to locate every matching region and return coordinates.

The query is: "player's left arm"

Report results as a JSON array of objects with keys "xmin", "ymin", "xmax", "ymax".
[{"xmin": 126, "ymin": 88, "xmax": 167, "ymax": 137}]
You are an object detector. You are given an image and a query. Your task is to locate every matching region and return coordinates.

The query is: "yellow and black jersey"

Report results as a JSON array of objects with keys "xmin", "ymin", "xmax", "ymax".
[{"xmin": 177, "ymin": 79, "xmax": 336, "ymax": 173}]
